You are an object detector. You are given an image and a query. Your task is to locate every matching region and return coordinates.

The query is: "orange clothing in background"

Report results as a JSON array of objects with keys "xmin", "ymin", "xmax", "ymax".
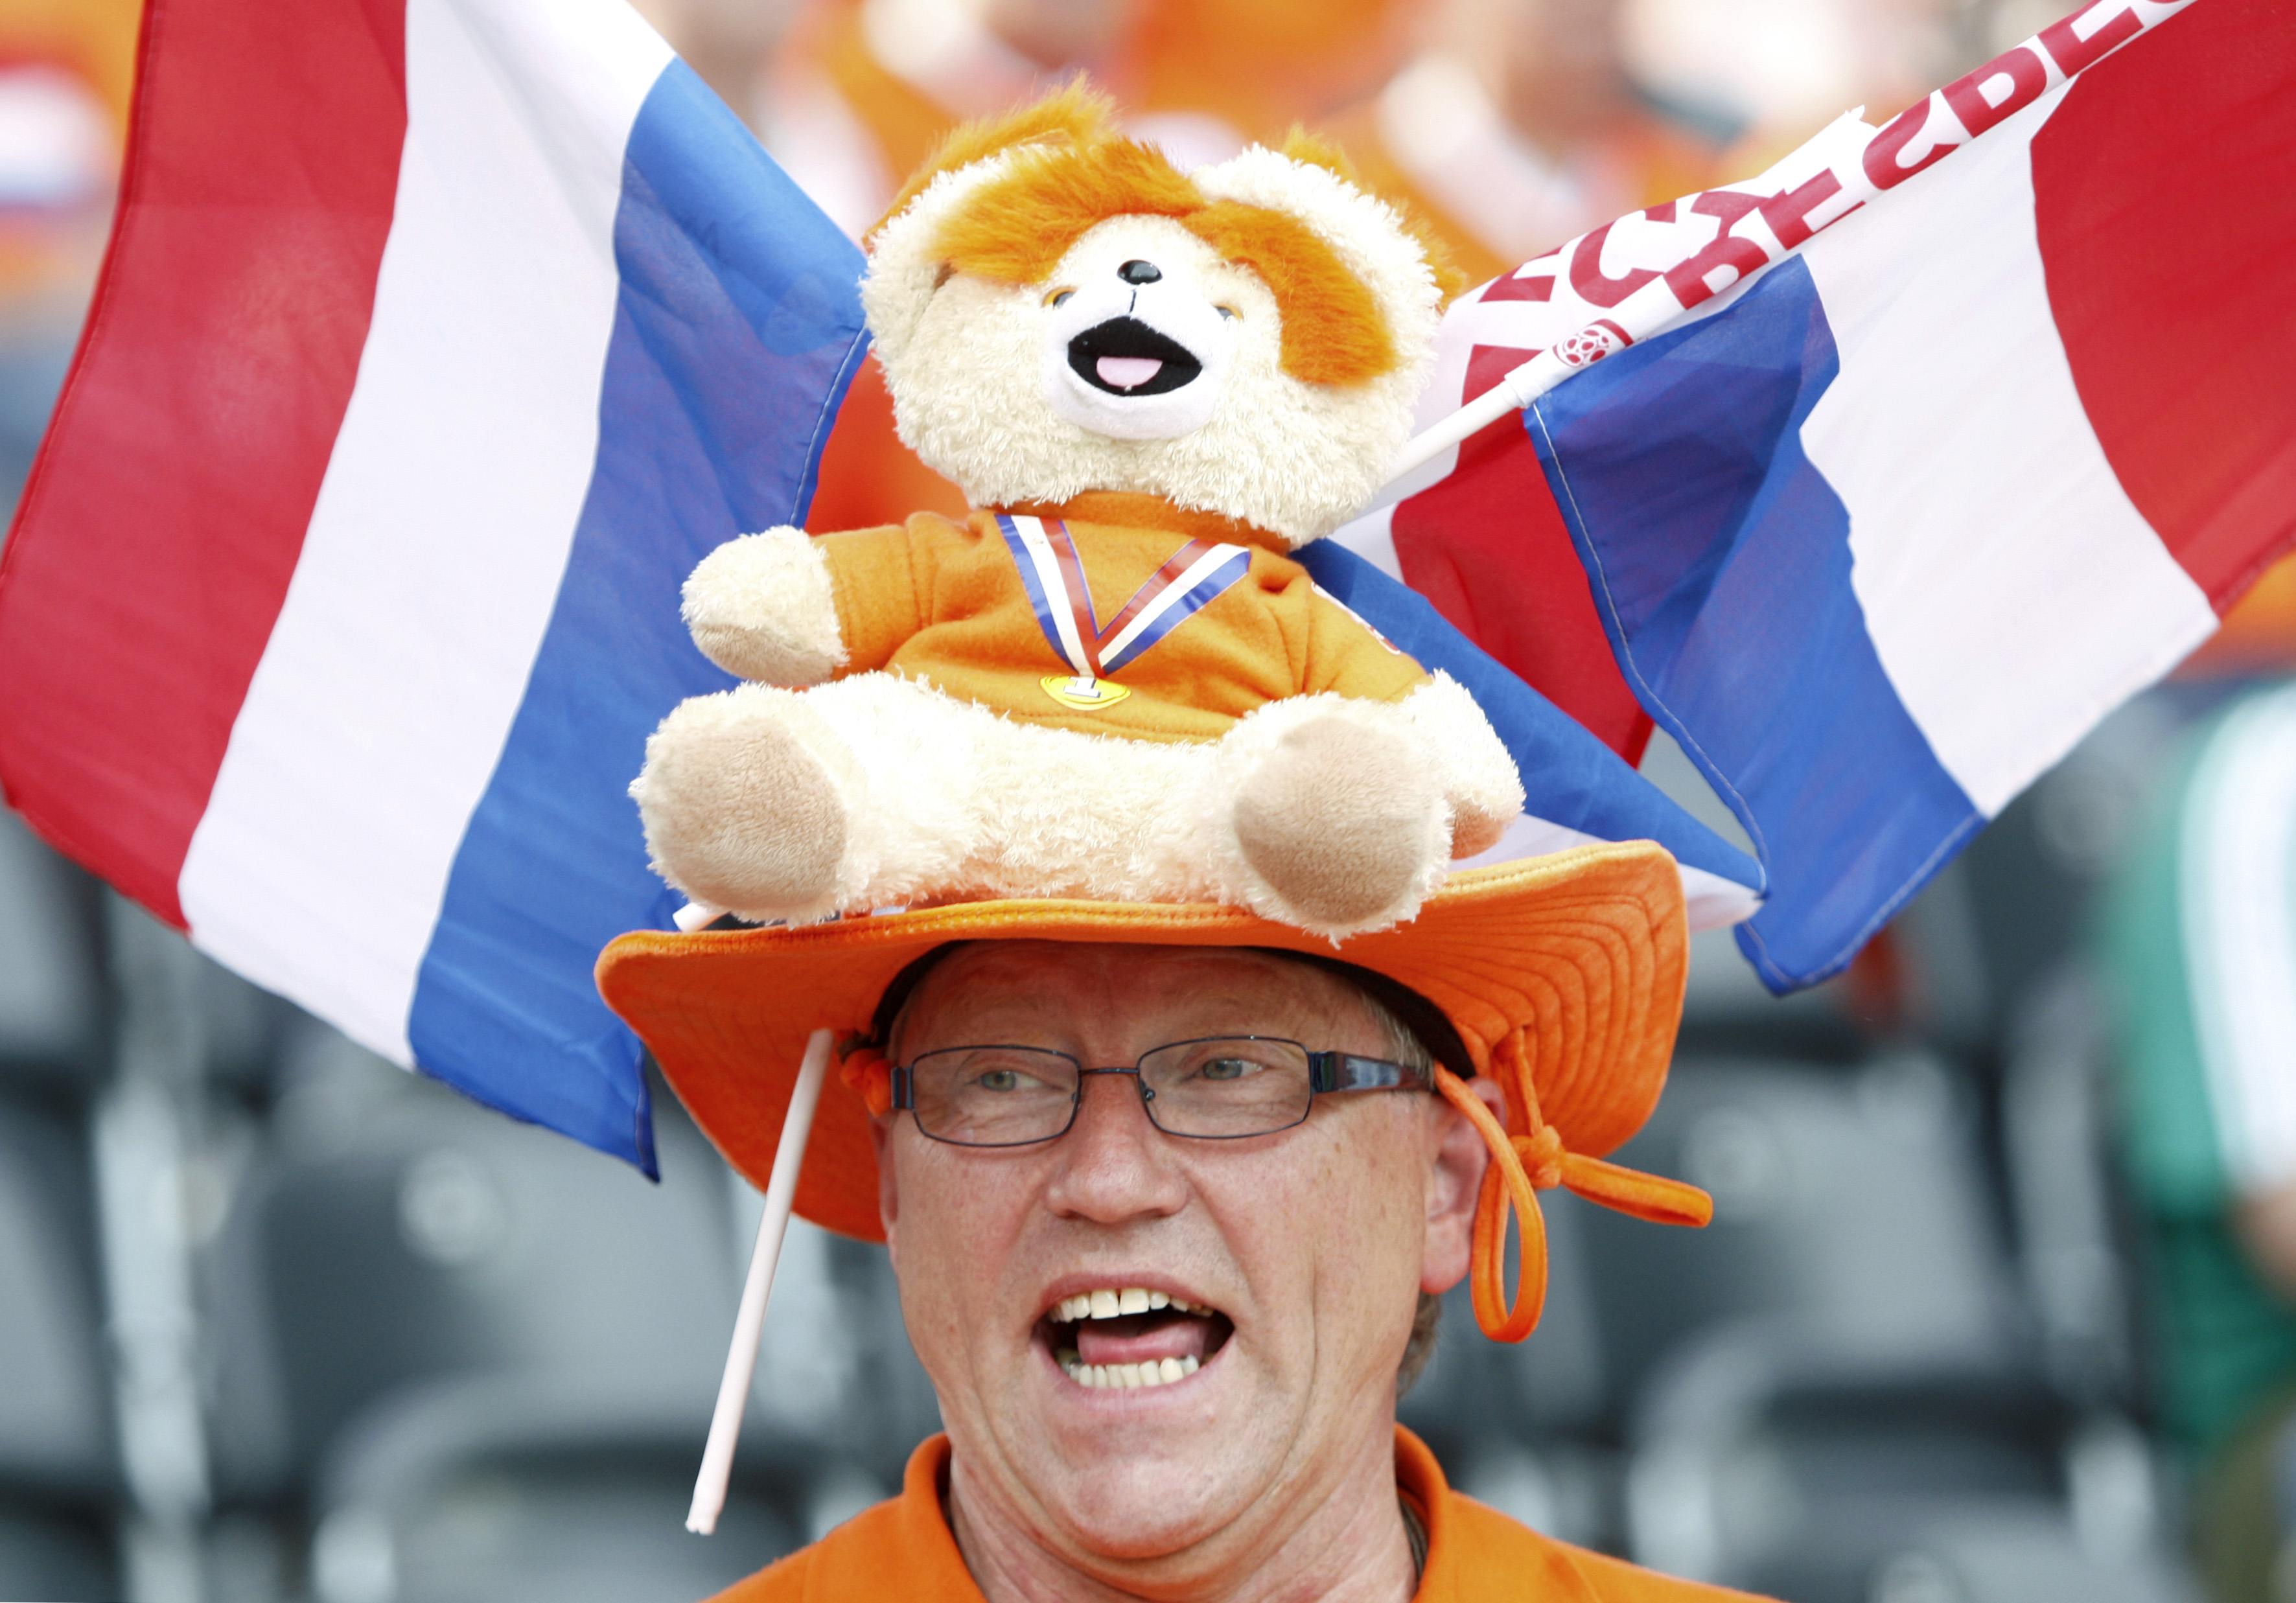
[
  {"xmin": 1122, "ymin": 0, "xmax": 1410, "ymax": 150},
  {"xmin": 806, "ymin": 353, "xmax": 969, "ymax": 530},
  {"xmin": 817, "ymin": 491, "xmax": 1426, "ymax": 743},
  {"xmin": 1321, "ymin": 64, "xmax": 1726, "ymax": 289},
  {"xmin": 712, "ymin": 1427, "xmax": 1769, "ymax": 1600}
]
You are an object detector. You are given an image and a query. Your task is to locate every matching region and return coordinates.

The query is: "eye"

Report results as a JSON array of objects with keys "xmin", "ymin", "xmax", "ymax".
[
  {"xmin": 1215, "ymin": 304, "xmax": 1239, "ymax": 321},
  {"xmin": 1197, "ymin": 1056, "xmax": 1259, "ymax": 1082},
  {"xmin": 975, "ymin": 1067, "xmax": 1025, "ymax": 1092},
  {"xmin": 1045, "ymin": 288, "xmax": 1075, "ymax": 308}
]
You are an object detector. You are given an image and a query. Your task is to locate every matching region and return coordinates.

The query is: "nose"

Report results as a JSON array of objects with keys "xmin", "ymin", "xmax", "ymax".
[
  {"xmin": 1117, "ymin": 259, "xmax": 1163, "ymax": 285},
  {"xmin": 1041, "ymin": 1071, "xmax": 1187, "ymax": 1226}
]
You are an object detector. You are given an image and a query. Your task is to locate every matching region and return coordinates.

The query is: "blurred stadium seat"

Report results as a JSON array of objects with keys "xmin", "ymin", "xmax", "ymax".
[
  {"xmin": 307, "ymin": 1376, "xmax": 811, "ymax": 1603},
  {"xmin": 198, "ymin": 1025, "xmax": 846, "ymax": 1598},
  {"xmin": 2000, "ymin": 971, "xmax": 2144, "ymax": 1412},
  {"xmin": 1584, "ymin": 1051, "xmax": 2190, "ymax": 1600},
  {"xmin": 0, "ymin": 807, "xmax": 100, "ymax": 1088},
  {"xmin": 1629, "ymin": 1350, "xmax": 2187, "ymax": 1602},
  {"xmin": 1584, "ymin": 1053, "xmax": 2023, "ymax": 1413},
  {"xmin": 0, "ymin": 1096, "xmax": 119, "ymax": 1600}
]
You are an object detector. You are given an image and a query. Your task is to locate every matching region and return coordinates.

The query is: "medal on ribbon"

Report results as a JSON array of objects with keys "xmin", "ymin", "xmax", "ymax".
[{"xmin": 997, "ymin": 514, "xmax": 1251, "ymax": 711}]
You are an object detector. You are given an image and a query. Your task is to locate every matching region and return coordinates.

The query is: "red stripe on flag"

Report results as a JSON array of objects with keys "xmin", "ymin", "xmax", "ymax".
[
  {"xmin": 2033, "ymin": 0, "xmax": 2296, "ymax": 612},
  {"xmin": 0, "ymin": 0, "xmax": 409, "ymax": 926},
  {"xmin": 1388, "ymin": 343, "xmax": 1654, "ymax": 763}
]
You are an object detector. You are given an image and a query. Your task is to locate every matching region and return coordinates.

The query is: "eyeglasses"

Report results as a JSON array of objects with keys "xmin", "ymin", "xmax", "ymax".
[{"xmin": 889, "ymin": 1036, "xmax": 1433, "ymax": 1147}]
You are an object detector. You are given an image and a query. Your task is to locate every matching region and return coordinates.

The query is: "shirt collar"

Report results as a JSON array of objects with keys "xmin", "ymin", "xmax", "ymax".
[{"xmin": 888, "ymin": 1426, "xmax": 1500, "ymax": 1600}]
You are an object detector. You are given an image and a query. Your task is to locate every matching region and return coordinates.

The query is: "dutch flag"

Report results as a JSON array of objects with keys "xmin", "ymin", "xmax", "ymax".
[
  {"xmin": 0, "ymin": 0, "xmax": 1754, "ymax": 1169},
  {"xmin": 1341, "ymin": 0, "xmax": 2296, "ymax": 991},
  {"xmin": 0, "ymin": 0, "xmax": 871, "ymax": 1169}
]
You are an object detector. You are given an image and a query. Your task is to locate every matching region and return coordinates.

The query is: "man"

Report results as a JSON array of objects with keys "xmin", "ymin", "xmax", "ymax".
[
  {"xmin": 2099, "ymin": 681, "xmax": 2296, "ymax": 1602},
  {"xmin": 599, "ymin": 846, "xmax": 1761, "ymax": 1598}
]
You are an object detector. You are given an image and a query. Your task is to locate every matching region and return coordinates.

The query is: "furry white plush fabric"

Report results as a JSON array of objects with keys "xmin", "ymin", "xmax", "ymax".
[
  {"xmin": 682, "ymin": 527, "xmax": 847, "ymax": 687},
  {"xmin": 1398, "ymin": 672, "xmax": 1528, "ymax": 857},
  {"xmin": 634, "ymin": 671, "xmax": 1514, "ymax": 938},
  {"xmin": 861, "ymin": 152, "xmax": 1443, "ymax": 544}
]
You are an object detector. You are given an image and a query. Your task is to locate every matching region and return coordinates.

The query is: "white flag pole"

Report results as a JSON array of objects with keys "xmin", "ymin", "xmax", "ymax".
[
  {"xmin": 1375, "ymin": 0, "xmax": 2192, "ymax": 496},
  {"xmin": 686, "ymin": 1027, "xmax": 835, "ymax": 1535}
]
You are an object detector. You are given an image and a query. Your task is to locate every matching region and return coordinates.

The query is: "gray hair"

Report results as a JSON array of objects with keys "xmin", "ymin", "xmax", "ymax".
[{"xmin": 1358, "ymin": 988, "xmax": 1443, "ymax": 1397}]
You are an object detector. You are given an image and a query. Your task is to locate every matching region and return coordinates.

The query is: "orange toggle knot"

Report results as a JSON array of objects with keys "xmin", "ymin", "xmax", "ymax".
[
  {"xmin": 1433, "ymin": 1032, "xmax": 1712, "ymax": 1344},
  {"xmin": 838, "ymin": 1041, "xmax": 894, "ymax": 1117}
]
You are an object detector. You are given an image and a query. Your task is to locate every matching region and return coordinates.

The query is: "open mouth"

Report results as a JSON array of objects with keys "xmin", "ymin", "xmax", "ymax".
[
  {"xmin": 1039, "ymin": 1285, "xmax": 1234, "ymax": 1390},
  {"xmin": 1067, "ymin": 318, "xmax": 1203, "ymax": 397}
]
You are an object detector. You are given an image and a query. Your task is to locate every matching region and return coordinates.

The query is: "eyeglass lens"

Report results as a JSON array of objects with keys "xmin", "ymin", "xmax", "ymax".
[{"xmin": 905, "ymin": 1038, "xmax": 1316, "ymax": 1146}]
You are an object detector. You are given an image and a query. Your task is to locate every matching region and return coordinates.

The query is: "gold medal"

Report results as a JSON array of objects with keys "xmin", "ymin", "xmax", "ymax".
[{"xmin": 1041, "ymin": 675, "xmax": 1131, "ymax": 711}]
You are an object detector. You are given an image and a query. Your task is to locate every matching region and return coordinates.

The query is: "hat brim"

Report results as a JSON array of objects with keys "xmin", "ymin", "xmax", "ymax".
[{"xmin": 596, "ymin": 841, "xmax": 1689, "ymax": 1241}]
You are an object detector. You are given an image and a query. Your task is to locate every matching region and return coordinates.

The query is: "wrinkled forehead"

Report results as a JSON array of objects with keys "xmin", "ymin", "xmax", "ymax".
[{"xmin": 887, "ymin": 940, "xmax": 1379, "ymax": 1059}]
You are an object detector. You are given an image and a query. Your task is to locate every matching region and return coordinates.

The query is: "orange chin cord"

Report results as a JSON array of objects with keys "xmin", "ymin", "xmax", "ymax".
[
  {"xmin": 1433, "ymin": 1032, "xmax": 1713, "ymax": 1343},
  {"xmin": 839, "ymin": 1043, "xmax": 894, "ymax": 1116}
]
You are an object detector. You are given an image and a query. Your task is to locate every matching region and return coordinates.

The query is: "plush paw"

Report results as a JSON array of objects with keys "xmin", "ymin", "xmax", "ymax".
[
  {"xmin": 1397, "ymin": 673, "xmax": 1525, "ymax": 860},
  {"xmin": 1229, "ymin": 712, "xmax": 1447, "ymax": 933},
  {"xmin": 633, "ymin": 686, "xmax": 853, "ymax": 921},
  {"xmin": 682, "ymin": 527, "xmax": 847, "ymax": 687}
]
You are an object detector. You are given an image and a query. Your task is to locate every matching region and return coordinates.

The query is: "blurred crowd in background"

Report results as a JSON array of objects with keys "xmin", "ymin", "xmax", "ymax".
[{"xmin": 5, "ymin": 1, "xmax": 2296, "ymax": 1601}]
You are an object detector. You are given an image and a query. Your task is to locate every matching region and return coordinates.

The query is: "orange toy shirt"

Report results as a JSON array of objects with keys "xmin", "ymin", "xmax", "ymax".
[
  {"xmin": 711, "ymin": 1428, "xmax": 1770, "ymax": 1600},
  {"xmin": 814, "ymin": 491, "xmax": 1428, "ymax": 742}
]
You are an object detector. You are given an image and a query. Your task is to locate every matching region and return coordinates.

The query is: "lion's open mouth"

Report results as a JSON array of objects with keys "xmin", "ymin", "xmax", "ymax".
[{"xmin": 1067, "ymin": 317, "xmax": 1203, "ymax": 397}]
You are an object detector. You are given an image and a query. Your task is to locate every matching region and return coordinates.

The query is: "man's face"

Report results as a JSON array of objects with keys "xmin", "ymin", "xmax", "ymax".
[{"xmin": 872, "ymin": 941, "xmax": 1486, "ymax": 1574}]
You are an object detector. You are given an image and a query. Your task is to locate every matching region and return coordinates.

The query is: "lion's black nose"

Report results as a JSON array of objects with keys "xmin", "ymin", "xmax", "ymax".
[{"xmin": 1118, "ymin": 259, "xmax": 1163, "ymax": 285}]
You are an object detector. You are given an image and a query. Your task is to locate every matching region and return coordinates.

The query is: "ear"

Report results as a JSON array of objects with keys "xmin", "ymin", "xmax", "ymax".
[
  {"xmin": 1277, "ymin": 128, "xmax": 1467, "ymax": 306},
  {"xmin": 1422, "ymin": 1074, "xmax": 1500, "ymax": 1296},
  {"xmin": 870, "ymin": 1112, "xmax": 901, "ymax": 1243},
  {"xmin": 1190, "ymin": 139, "xmax": 1452, "ymax": 388},
  {"xmin": 872, "ymin": 78, "xmax": 1120, "ymax": 238},
  {"xmin": 861, "ymin": 80, "xmax": 1122, "ymax": 368}
]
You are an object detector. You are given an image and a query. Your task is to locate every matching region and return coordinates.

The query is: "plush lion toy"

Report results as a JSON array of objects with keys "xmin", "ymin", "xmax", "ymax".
[{"xmin": 633, "ymin": 86, "xmax": 1524, "ymax": 938}]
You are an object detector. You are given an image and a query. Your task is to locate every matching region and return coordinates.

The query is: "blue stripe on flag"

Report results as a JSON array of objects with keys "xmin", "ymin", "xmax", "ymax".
[
  {"xmin": 404, "ymin": 60, "xmax": 868, "ymax": 1172},
  {"xmin": 1293, "ymin": 542, "xmax": 1762, "ymax": 894},
  {"xmin": 1525, "ymin": 258, "xmax": 1979, "ymax": 993}
]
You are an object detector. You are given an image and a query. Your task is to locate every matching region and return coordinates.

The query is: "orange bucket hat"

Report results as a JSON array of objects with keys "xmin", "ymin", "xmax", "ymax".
[{"xmin": 597, "ymin": 840, "xmax": 1711, "ymax": 1344}]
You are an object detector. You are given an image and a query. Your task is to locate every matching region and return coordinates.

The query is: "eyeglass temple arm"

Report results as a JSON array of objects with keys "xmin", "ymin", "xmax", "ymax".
[{"xmin": 1307, "ymin": 1052, "xmax": 1435, "ymax": 1095}]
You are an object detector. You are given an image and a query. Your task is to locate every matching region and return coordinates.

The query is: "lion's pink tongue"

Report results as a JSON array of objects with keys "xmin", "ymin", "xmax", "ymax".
[
  {"xmin": 1096, "ymin": 355, "xmax": 1163, "ymax": 389},
  {"xmin": 1074, "ymin": 1311, "xmax": 1213, "ymax": 1367}
]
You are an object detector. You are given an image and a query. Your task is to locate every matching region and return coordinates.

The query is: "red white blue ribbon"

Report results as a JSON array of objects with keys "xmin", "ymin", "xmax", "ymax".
[{"xmin": 997, "ymin": 513, "xmax": 1251, "ymax": 685}]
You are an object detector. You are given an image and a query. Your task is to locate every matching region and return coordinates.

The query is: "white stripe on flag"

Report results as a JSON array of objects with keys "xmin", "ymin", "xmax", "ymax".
[
  {"xmin": 177, "ymin": 0, "xmax": 674, "ymax": 1063},
  {"xmin": 1459, "ymin": 813, "xmax": 1760, "ymax": 933},
  {"xmin": 1800, "ymin": 85, "xmax": 2218, "ymax": 820}
]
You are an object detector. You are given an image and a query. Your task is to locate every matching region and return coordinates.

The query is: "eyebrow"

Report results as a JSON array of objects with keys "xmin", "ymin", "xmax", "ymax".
[{"xmin": 899, "ymin": 984, "xmax": 1357, "ymax": 1058}]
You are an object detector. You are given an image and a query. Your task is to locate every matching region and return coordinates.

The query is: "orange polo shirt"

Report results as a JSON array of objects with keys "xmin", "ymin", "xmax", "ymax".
[
  {"xmin": 815, "ymin": 491, "xmax": 1428, "ymax": 743},
  {"xmin": 711, "ymin": 1427, "xmax": 1768, "ymax": 1600}
]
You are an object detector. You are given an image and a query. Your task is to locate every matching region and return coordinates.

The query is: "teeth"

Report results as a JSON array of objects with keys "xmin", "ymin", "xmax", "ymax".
[
  {"xmin": 1049, "ymin": 1287, "xmax": 1213, "ymax": 1324},
  {"xmin": 1061, "ymin": 1354, "xmax": 1202, "ymax": 1390}
]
